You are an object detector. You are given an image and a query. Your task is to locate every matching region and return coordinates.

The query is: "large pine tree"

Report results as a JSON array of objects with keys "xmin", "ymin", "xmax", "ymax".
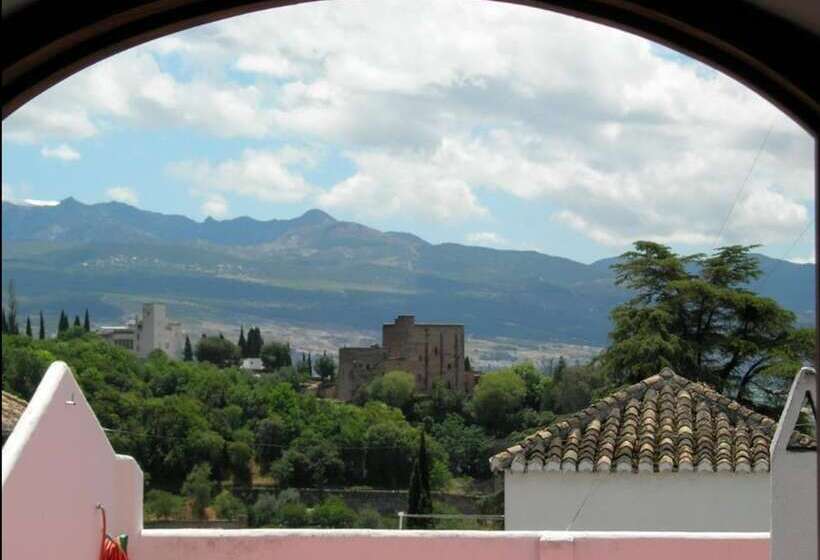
[
  {"xmin": 39, "ymin": 311, "xmax": 45, "ymax": 339},
  {"xmin": 407, "ymin": 427, "xmax": 433, "ymax": 529}
]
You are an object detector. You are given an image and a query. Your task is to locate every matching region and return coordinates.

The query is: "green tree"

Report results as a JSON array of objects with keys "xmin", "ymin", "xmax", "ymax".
[
  {"xmin": 213, "ymin": 490, "xmax": 247, "ymax": 521},
  {"xmin": 255, "ymin": 415, "xmax": 285, "ymax": 474},
  {"xmin": 183, "ymin": 335, "xmax": 194, "ymax": 361},
  {"xmin": 73, "ymin": 315, "xmax": 81, "ymax": 328},
  {"xmin": 58, "ymin": 310, "xmax": 69, "ymax": 333},
  {"xmin": 38, "ymin": 311, "xmax": 45, "ymax": 339},
  {"xmin": 6, "ymin": 280, "xmax": 19, "ymax": 334},
  {"xmin": 181, "ymin": 463, "xmax": 213, "ymax": 520},
  {"xmin": 195, "ymin": 336, "xmax": 240, "ymax": 368},
  {"xmin": 83, "ymin": 309, "xmax": 90, "ymax": 332},
  {"xmin": 1, "ymin": 307, "xmax": 7, "ymax": 334},
  {"xmin": 260, "ymin": 341, "xmax": 292, "ymax": 371},
  {"xmin": 311, "ymin": 496, "xmax": 357, "ymax": 528},
  {"xmin": 367, "ymin": 370, "xmax": 415, "ymax": 410},
  {"xmin": 145, "ymin": 489, "xmax": 185, "ymax": 521},
  {"xmin": 238, "ymin": 325, "xmax": 247, "ymax": 358},
  {"xmin": 601, "ymin": 242, "xmax": 809, "ymax": 409},
  {"xmin": 464, "ymin": 356, "xmax": 472, "ymax": 371},
  {"xmin": 315, "ymin": 352, "xmax": 336, "ymax": 383},
  {"xmin": 227, "ymin": 440, "xmax": 253, "ymax": 487},
  {"xmin": 431, "ymin": 414, "xmax": 491, "ymax": 477},
  {"xmin": 470, "ymin": 369, "xmax": 526, "ymax": 433},
  {"xmin": 407, "ymin": 428, "xmax": 433, "ymax": 529},
  {"xmin": 245, "ymin": 327, "xmax": 264, "ymax": 358},
  {"xmin": 25, "ymin": 316, "xmax": 32, "ymax": 337}
]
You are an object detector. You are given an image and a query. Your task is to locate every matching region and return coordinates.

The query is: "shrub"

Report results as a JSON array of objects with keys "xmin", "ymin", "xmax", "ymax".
[
  {"xmin": 212, "ymin": 490, "xmax": 247, "ymax": 521},
  {"xmin": 145, "ymin": 489, "xmax": 185, "ymax": 520},
  {"xmin": 310, "ymin": 496, "xmax": 357, "ymax": 528}
]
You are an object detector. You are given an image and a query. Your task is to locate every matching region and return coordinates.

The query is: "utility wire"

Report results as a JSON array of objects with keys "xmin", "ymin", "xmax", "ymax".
[
  {"xmin": 713, "ymin": 119, "xmax": 775, "ymax": 248},
  {"xmin": 756, "ymin": 218, "xmax": 814, "ymax": 290}
]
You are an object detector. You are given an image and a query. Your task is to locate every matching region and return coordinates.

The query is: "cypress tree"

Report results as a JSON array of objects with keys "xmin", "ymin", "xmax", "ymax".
[
  {"xmin": 238, "ymin": 325, "xmax": 247, "ymax": 358},
  {"xmin": 184, "ymin": 336, "xmax": 194, "ymax": 361},
  {"xmin": 25, "ymin": 316, "xmax": 32, "ymax": 337},
  {"xmin": 1, "ymin": 307, "xmax": 7, "ymax": 334},
  {"xmin": 39, "ymin": 311, "xmax": 45, "ymax": 339},
  {"xmin": 83, "ymin": 309, "xmax": 90, "ymax": 332},
  {"xmin": 308, "ymin": 352, "xmax": 313, "ymax": 374},
  {"xmin": 73, "ymin": 315, "xmax": 81, "ymax": 328},
  {"xmin": 7, "ymin": 279, "xmax": 19, "ymax": 335},
  {"xmin": 58, "ymin": 311, "xmax": 69, "ymax": 333},
  {"xmin": 464, "ymin": 356, "xmax": 472, "ymax": 371},
  {"xmin": 407, "ymin": 426, "xmax": 433, "ymax": 529}
]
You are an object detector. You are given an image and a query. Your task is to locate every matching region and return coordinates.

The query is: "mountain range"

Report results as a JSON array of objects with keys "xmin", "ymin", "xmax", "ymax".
[{"xmin": 1, "ymin": 198, "xmax": 815, "ymax": 345}]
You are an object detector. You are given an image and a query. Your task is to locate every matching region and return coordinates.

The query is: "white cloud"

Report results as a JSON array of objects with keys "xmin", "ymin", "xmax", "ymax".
[
  {"xmin": 466, "ymin": 232, "xmax": 509, "ymax": 248},
  {"xmin": 1, "ymin": 182, "xmax": 14, "ymax": 202},
  {"xmin": 201, "ymin": 194, "xmax": 229, "ymax": 218},
  {"xmin": 106, "ymin": 186, "xmax": 139, "ymax": 205},
  {"xmin": 168, "ymin": 148, "xmax": 315, "ymax": 203},
  {"xmin": 41, "ymin": 144, "xmax": 81, "ymax": 161},
  {"xmin": 3, "ymin": 0, "xmax": 812, "ymax": 251},
  {"xmin": 22, "ymin": 199, "xmax": 60, "ymax": 207}
]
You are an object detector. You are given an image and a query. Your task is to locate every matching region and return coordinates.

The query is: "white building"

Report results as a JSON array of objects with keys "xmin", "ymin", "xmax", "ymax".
[
  {"xmin": 97, "ymin": 303, "xmax": 185, "ymax": 360},
  {"xmin": 490, "ymin": 367, "xmax": 816, "ymax": 532}
]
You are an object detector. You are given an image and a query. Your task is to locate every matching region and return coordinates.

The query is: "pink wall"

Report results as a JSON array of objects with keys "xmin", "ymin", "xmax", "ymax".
[
  {"xmin": 134, "ymin": 529, "xmax": 768, "ymax": 560},
  {"xmin": 2, "ymin": 362, "xmax": 142, "ymax": 560}
]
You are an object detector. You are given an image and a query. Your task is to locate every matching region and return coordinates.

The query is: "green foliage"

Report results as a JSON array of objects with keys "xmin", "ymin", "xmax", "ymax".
[
  {"xmin": 260, "ymin": 341, "xmax": 292, "ymax": 371},
  {"xmin": 251, "ymin": 489, "xmax": 303, "ymax": 527},
  {"xmin": 272, "ymin": 432, "xmax": 345, "ymax": 488},
  {"xmin": 145, "ymin": 489, "xmax": 185, "ymax": 521},
  {"xmin": 315, "ymin": 352, "xmax": 336, "ymax": 383},
  {"xmin": 181, "ymin": 463, "xmax": 213, "ymax": 520},
  {"xmin": 431, "ymin": 414, "xmax": 491, "ymax": 477},
  {"xmin": 255, "ymin": 415, "xmax": 285, "ymax": 474},
  {"xmin": 83, "ymin": 309, "xmax": 91, "ymax": 332},
  {"xmin": 25, "ymin": 316, "xmax": 32, "ymax": 337},
  {"xmin": 38, "ymin": 311, "xmax": 45, "ymax": 339},
  {"xmin": 367, "ymin": 370, "xmax": 415, "ymax": 410},
  {"xmin": 227, "ymin": 440, "xmax": 253, "ymax": 487},
  {"xmin": 470, "ymin": 368, "xmax": 526, "ymax": 434},
  {"xmin": 195, "ymin": 336, "xmax": 240, "ymax": 368},
  {"xmin": 602, "ymin": 242, "xmax": 812, "ymax": 410},
  {"xmin": 312, "ymin": 496, "xmax": 357, "ymax": 528},
  {"xmin": 183, "ymin": 336, "xmax": 193, "ymax": 361},
  {"xmin": 355, "ymin": 507, "xmax": 384, "ymax": 529},
  {"xmin": 212, "ymin": 490, "xmax": 247, "ymax": 521},
  {"xmin": 542, "ymin": 363, "xmax": 608, "ymax": 414}
]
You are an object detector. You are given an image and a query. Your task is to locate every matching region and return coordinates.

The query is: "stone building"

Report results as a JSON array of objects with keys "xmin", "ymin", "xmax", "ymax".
[
  {"xmin": 337, "ymin": 315, "xmax": 474, "ymax": 401},
  {"xmin": 97, "ymin": 303, "xmax": 185, "ymax": 359}
]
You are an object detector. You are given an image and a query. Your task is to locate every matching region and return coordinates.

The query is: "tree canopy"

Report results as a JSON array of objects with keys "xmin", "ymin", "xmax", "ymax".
[{"xmin": 602, "ymin": 242, "xmax": 814, "ymax": 411}]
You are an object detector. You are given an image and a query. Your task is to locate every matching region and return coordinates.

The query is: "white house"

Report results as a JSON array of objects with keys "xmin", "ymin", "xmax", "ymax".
[
  {"xmin": 490, "ymin": 368, "xmax": 816, "ymax": 532},
  {"xmin": 97, "ymin": 303, "xmax": 185, "ymax": 360}
]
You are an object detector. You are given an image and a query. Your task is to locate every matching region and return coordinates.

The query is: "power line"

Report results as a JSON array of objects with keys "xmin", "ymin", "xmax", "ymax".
[
  {"xmin": 713, "ymin": 119, "xmax": 775, "ymax": 248},
  {"xmin": 756, "ymin": 218, "xmax": 814, "ymax": 290}
]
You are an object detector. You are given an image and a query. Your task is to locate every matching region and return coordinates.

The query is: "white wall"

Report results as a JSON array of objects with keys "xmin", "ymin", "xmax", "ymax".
[
  {"xmin": 2, "ymin": 362, "xmax": 143, "ymax": 560},
  {"xmin": 505, "ymin": 472, "xmax": 769, "ymax": 531},
  {"xmin": 769, "ymin": 368, "xmax": 817, "ymax": 560}
]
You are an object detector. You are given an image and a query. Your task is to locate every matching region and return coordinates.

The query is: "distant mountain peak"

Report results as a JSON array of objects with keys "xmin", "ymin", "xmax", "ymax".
[{"xmin": 297, "ymin": 208, "xmax": 336, "ymax": 225}]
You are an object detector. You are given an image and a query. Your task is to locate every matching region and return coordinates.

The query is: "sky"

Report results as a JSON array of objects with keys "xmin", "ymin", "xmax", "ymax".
[{"xmin": 1, "ymin": 0, "xmax": 815, "ymax": 264}]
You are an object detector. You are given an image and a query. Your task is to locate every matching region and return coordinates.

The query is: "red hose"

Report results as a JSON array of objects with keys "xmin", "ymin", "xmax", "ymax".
[{"xmin": 98, "ymin": 505, "xmax": 129, "ymax": 560}]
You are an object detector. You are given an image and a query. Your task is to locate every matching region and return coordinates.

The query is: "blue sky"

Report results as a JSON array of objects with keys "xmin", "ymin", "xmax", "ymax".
[{"xmin": 2, "ymin": 0, "xmax": 815, "ymax": 264}]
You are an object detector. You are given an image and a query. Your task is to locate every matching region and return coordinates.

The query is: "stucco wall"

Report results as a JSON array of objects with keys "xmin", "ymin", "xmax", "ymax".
[
  {"xmin": 134, "ymin": 529, "xmax": 768, "ymax": 560},
  {"xmin": 769, "ymin": 368, "xmax": 817, "ymax": 560},
  {"xmin": 2, "ymin": 361, "xmax": 143, "ymax": 560},
  {"xmin": 505, "ymin": 471, "xmax": 770, "ymax": 531}
]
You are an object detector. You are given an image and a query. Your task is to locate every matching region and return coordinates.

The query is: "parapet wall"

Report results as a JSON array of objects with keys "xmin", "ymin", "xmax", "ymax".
[{"xmin": 2, "ymin": 362, "xmax": 143, "ymax": 560}]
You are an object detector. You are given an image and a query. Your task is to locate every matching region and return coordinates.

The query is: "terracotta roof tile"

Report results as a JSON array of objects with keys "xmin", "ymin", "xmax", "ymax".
[
  {"xmin": 2, "ymin": 391, "xmax": 28, "ymax": 441},
  {"xmin": 490, "ymin": 368, "xmax": 816, "ymax": 474}
]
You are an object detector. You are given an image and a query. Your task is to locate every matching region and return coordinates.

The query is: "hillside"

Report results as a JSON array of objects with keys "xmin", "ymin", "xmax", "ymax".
[{"xmin": 1, "ymin": 199, "xmax": 814, "ymax": 345}]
